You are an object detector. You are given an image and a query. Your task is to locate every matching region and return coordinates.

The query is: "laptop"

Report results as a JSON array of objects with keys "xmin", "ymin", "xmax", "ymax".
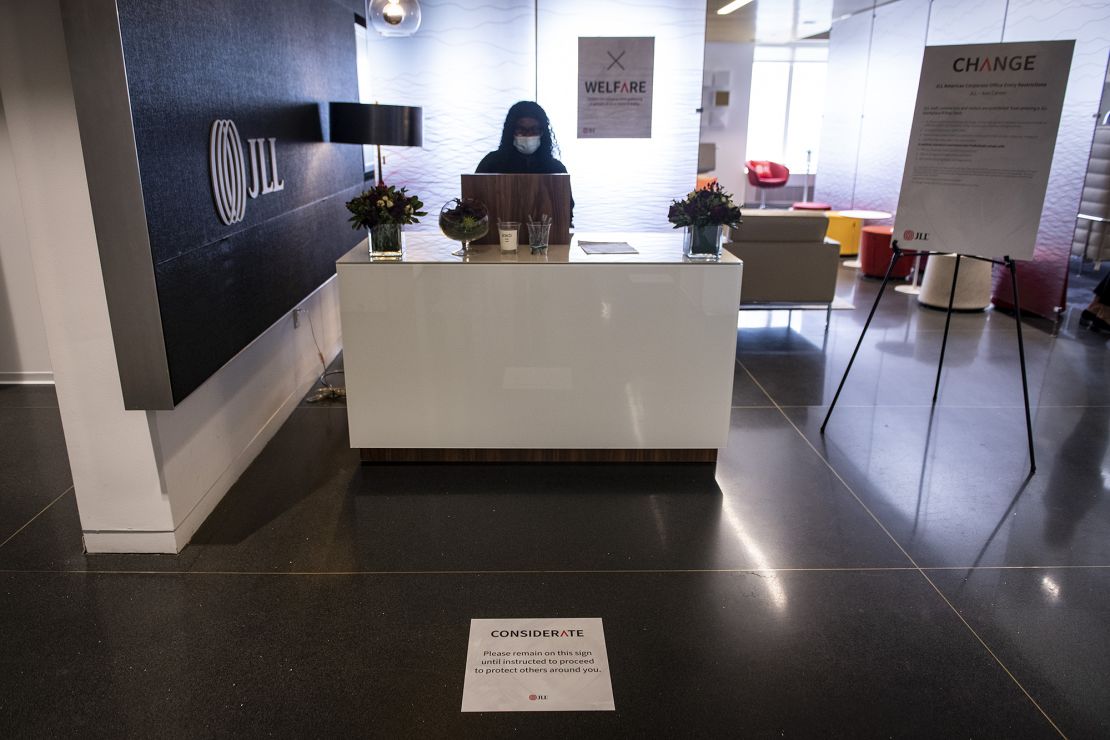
[{"xmin": 460, "ymin": 173, "xmax": 572, "ymax": 246}]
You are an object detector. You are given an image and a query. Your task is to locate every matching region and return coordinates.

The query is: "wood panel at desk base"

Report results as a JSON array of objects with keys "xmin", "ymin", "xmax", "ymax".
[{"xmin": 359, "ymin": 448, "xmax": 717, "ymax": 464}]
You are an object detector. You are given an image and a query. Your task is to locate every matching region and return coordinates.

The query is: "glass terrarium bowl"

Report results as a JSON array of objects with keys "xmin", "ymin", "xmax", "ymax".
[{"xmin": 439, "ymin": 198, "xmax": 489, "ymax": 257}]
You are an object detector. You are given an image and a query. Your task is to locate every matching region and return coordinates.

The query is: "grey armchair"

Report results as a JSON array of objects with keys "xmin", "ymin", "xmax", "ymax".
[{"xmin": 723, "ymin": 210, "xmax": 840, "ymax": 325}]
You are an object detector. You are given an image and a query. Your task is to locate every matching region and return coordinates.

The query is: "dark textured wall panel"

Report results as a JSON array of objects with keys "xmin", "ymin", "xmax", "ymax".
[
  {"xmin": 156, "ymin": 184, "xmax": 363, "ymax": 397},
  {"xmin": 116, "ymin": 0, "xmax": 363, "ymax": 403}
]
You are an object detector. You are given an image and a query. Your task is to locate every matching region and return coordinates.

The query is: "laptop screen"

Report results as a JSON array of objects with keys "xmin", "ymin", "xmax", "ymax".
[{"xmin": 460, "ymin": 174, "xmax": 572, "ymax": 246}]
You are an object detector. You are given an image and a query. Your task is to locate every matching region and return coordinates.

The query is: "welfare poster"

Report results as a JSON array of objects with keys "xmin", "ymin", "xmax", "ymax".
[
  {"xmin": 893, "ymin": 40, "xmax": 1073, "ymax": 260},
  {"xmin": 577, "ymin": 37, "xmax": 654, "ymax": 138}
]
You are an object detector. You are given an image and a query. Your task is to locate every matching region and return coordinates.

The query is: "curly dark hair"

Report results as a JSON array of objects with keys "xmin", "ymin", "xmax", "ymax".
[{"xmin": 497, "ymin": 100, "xmax": 560, "ymax": 159}]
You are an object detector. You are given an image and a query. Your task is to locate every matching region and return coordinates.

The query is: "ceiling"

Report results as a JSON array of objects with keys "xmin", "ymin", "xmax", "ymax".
[{"xmin": 704, "ymin": 0, "xmax": 841, "ymax": 44}]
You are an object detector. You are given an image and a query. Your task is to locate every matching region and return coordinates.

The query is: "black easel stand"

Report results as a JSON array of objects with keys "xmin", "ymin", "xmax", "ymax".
[{"xmin": 820, "ymin": 242, "xmax": 1036, "ymax": 474}]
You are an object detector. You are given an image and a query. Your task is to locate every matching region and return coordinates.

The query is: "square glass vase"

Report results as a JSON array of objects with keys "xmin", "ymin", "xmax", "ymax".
[
  {"xmin": 368, "ymin": 223, "xmax": 404, "ymax": 258},
  {"xmin": 682, "ymin": 224, "xmax": 724, "ymax": 261}
]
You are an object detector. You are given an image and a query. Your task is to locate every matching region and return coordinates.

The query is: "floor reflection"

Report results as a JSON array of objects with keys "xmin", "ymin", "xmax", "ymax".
[{"xmin": 1042, "ymin": 357, "xmax": 1110, "ymax": 549}]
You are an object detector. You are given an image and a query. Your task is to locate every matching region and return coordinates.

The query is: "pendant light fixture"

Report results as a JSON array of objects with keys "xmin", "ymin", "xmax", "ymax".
[{"xmin": 368, "ymin": 0, "xmax": 421, "ymax": 37}]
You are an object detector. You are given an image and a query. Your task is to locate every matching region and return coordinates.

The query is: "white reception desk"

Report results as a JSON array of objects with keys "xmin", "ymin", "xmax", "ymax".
[{"xmin": 337, "ymin": 232, "xmax": 742, "ymax": 463}]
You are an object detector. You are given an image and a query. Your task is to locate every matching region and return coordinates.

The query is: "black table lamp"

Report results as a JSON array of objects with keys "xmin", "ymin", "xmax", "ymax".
[{"xmin": 329, "ymin": 102, "xmax": 423, "ymax": 184}]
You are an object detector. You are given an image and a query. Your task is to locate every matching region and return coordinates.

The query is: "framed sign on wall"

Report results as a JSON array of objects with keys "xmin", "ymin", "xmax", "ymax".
[{"xmin": 577, "ymin": 37, "xmax": 655, "ymax": 139}]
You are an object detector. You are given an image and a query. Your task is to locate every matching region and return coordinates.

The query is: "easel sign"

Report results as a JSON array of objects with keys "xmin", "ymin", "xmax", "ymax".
[
  {"xmin": 822, "ymin": 41, "xmax": 1075, "ymax": 475},
  {"xmin": 893, "ymin": 40, "xmax": 1073, "ymax": 260}
]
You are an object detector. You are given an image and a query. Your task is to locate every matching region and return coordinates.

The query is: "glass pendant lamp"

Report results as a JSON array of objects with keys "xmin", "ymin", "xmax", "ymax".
[{"xmin": 368, "ymin": 0, "xmax": 421, "ymax": 37}]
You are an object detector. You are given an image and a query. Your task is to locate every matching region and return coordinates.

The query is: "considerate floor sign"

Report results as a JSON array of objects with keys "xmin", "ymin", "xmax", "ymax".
[{"xmin": 461, "ymin": 618, "xmax": 615, "ymax": 712}]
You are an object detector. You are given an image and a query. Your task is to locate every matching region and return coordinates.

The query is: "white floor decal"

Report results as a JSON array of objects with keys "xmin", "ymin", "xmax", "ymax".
[{"xmin": 461, "ymin": 618, "xmax": 615, "ymax": 712}]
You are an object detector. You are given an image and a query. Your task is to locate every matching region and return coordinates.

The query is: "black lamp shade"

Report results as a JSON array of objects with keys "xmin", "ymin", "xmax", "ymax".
[{"xmin": 329, "ymin": 102, "xmax": 422, "ymax": 146}]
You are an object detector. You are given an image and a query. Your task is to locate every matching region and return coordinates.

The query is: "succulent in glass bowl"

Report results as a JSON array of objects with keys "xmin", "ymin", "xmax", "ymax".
[{"xmin": 439, "ymin": 198, "xmax": 489, "ymax": 256}]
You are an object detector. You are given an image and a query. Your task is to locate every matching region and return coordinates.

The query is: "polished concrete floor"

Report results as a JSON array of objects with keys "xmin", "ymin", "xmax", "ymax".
[{"xmin": 1, "ymin": 261, "xmax": 1108, "ymax": 737}]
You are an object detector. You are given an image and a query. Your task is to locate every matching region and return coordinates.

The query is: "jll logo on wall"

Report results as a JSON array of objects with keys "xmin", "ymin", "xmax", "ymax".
[{"xmin": 208, "ymin": 119, "xmax": 285, "ymax": 225}]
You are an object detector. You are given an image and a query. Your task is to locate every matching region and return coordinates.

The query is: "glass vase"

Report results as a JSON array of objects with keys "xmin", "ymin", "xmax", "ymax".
[
  {"xmin": 368, "ymin": 223, "xmax": 404, "ymax": 258},
  {"xmin": 439, "ymin": 198, "xmax": 489, "ymax": 257},
  {"xmin": 683, "ymin": 224, "xmax": 724, "ymax": 260}
]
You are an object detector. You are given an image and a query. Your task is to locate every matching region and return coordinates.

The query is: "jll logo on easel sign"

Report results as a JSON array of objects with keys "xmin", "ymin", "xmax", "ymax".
[{"xmin": 208, "ymin": 119, "xmax": 285, "ymax": 225}]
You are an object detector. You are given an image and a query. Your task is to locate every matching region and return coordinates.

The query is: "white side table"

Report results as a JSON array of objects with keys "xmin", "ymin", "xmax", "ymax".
[
  {"xmin": 837, "ymin": 209, "xmax": 892, "ymax": 269},
  {"xmin": 895, "ymin": 253, "xmax": 925, "ymax": 295}
]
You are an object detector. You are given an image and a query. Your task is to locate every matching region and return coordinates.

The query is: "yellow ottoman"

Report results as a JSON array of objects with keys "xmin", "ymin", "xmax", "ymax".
[{"xmin": 826, "ymin": 213, "xmax": 863, "ymax": 257}]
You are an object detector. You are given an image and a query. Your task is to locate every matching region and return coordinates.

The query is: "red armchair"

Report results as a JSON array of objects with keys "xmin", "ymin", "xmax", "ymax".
[{"xmin": 746, "ymin": 160, "xmax": 790, "ymax": 209}]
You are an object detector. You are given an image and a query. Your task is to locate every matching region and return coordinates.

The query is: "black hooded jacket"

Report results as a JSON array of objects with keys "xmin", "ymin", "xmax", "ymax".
[
  {"xmin": 475, "ymin": 147, "xmax": 568, "ymax": 175},
  {"xmin": 475, "ymin": 101, "xmax": 573, "ymax": 220}
]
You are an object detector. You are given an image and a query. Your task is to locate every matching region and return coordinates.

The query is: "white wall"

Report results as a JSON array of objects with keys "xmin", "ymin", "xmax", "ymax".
[
  {"xmin": 0, "ymin": 0, "xmax": 340, "ymax": 553},
  {"xmin": 537, "ymin": 0, "xmax": 707, "ymax": 231},
  {"xmin": 367, "ymin": 0, "xmax": 708, "ymax": 233},
  {"xmin": 815, "ymin": 0, "xmax": 1110, "ymax": 316},
  {"xmin": 361, "ymin": 0, "xmax": 536, "ymax": 223},
  {"xmin": 700, "ymin": 42, "xmax": 756, "ymax": 205},
  {"xmin": 818, "ymin": 0, "xmax": 1110, "ymax": 220},
  {"xmin": 0, "ymin": 96, "xmax": 52, "ymax": 383},
  {"xmin": 814, "ymin": 9, "xmax": 873, "ymax": 210},
  {"xmin": 848, "ymin": 0, "xmax": 929, "ymax": 216}
]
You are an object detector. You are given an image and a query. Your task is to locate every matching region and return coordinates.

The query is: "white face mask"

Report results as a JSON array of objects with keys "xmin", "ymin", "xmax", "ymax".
[{"xmin": 513, "ymin": 135, "xmax": 541, "ymax": 155}]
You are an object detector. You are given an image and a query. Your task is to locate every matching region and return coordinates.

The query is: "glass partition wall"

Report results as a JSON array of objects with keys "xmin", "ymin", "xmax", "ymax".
[
  {"xmin": 698, "ymin": 28, "xmax": 830, "ymax": 209},
  {"xmin": 746, "ymin": 45, "xmax": 827, "ymax": 175},
  {"xmin": 355, "ymin": 2, "xmax": 535, "ymax": 217},
  {"xmin": 357, "ymin": 0, "xmax": 707, "ymax": 233}
]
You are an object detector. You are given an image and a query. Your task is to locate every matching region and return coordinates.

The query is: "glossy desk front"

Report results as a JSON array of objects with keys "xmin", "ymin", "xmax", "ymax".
[{"xmin": 336, "ymin": 233, "xmax": 743, "ymax": 462}]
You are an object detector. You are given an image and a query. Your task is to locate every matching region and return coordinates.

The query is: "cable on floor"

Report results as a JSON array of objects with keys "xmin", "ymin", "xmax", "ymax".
[{"xmin": 300, "ymin": 309, "xmax": 346, "ymax": 402}]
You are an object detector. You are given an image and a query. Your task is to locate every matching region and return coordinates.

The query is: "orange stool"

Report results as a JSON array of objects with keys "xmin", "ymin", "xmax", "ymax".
[
  {"xmin": 860, "ymin": 225, "xmax": 913, "ymax": 278},
  {"xmin": 696, "ymin": 175, "xmax": 718, "ymax": 191},
  {"xmin": 792, "ymin": 201, "xmax": 831, "ymax": 211}
]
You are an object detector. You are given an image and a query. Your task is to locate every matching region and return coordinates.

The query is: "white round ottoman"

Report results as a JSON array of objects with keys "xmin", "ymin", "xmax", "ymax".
[{"xmin": 918, "ymin": 254, "xmax": 992, "ymax": 311}]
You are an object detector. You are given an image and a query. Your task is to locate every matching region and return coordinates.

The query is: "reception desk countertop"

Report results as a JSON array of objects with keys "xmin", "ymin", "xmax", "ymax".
[
  {"xmin": 337, "ymin": 231, "xmax": 742, "ymax": 266},
  {"xmin": 337, "ymin": 231, "xmax": 742, "ymax": 463}
]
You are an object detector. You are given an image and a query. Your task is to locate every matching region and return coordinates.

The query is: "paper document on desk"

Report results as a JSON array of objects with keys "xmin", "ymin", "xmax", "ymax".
[{"xmin": 578, "ymin": 241, "xmax": 638, "ymax": 255}]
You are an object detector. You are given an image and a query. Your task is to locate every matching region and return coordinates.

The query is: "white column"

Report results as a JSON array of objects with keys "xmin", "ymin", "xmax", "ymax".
[
  {"xmin": 0, "ymin": 96, "xmax": 53, "ymax": 382},
  {"xmin": 0, "ymin": 0, "xmax": 343, "ymax": 552},
  {"xmin": 0, "ymin": 0, "xmax": 174, "ymax": 547}
]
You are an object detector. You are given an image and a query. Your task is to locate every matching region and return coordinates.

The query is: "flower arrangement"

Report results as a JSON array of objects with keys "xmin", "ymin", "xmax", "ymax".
[
  {"xmin": 346, "ymin": 183, "xmax": 427, "ymax": 229},
  {"xmin": 667, "ymin": 182, "xmax": 742, "ymax": 229}
]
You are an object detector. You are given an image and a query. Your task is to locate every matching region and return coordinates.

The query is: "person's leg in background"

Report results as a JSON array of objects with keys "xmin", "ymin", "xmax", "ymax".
[{"xmin": 1081, "ymin": 271, "xmax": 1110, "ymax": 332}]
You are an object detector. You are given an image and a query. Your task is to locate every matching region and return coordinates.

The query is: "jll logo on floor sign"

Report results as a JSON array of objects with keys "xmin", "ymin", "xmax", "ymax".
[
  {"xmin": 902, "ymin": 230, "xmax": 928, "ymax": 242},
  {"xmin": 208, "ymin": 119, "xmax": 285, "ymax": 225}
]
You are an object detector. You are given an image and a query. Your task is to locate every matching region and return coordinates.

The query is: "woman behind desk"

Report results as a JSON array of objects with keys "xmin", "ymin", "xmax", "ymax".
[
  {"xmin": 476, "ymin": 101, "xmax": 573, "ymax": 224},
  {"xmin": 476, "ymin": 101, "xmax": 568, "ymax": 174}
]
